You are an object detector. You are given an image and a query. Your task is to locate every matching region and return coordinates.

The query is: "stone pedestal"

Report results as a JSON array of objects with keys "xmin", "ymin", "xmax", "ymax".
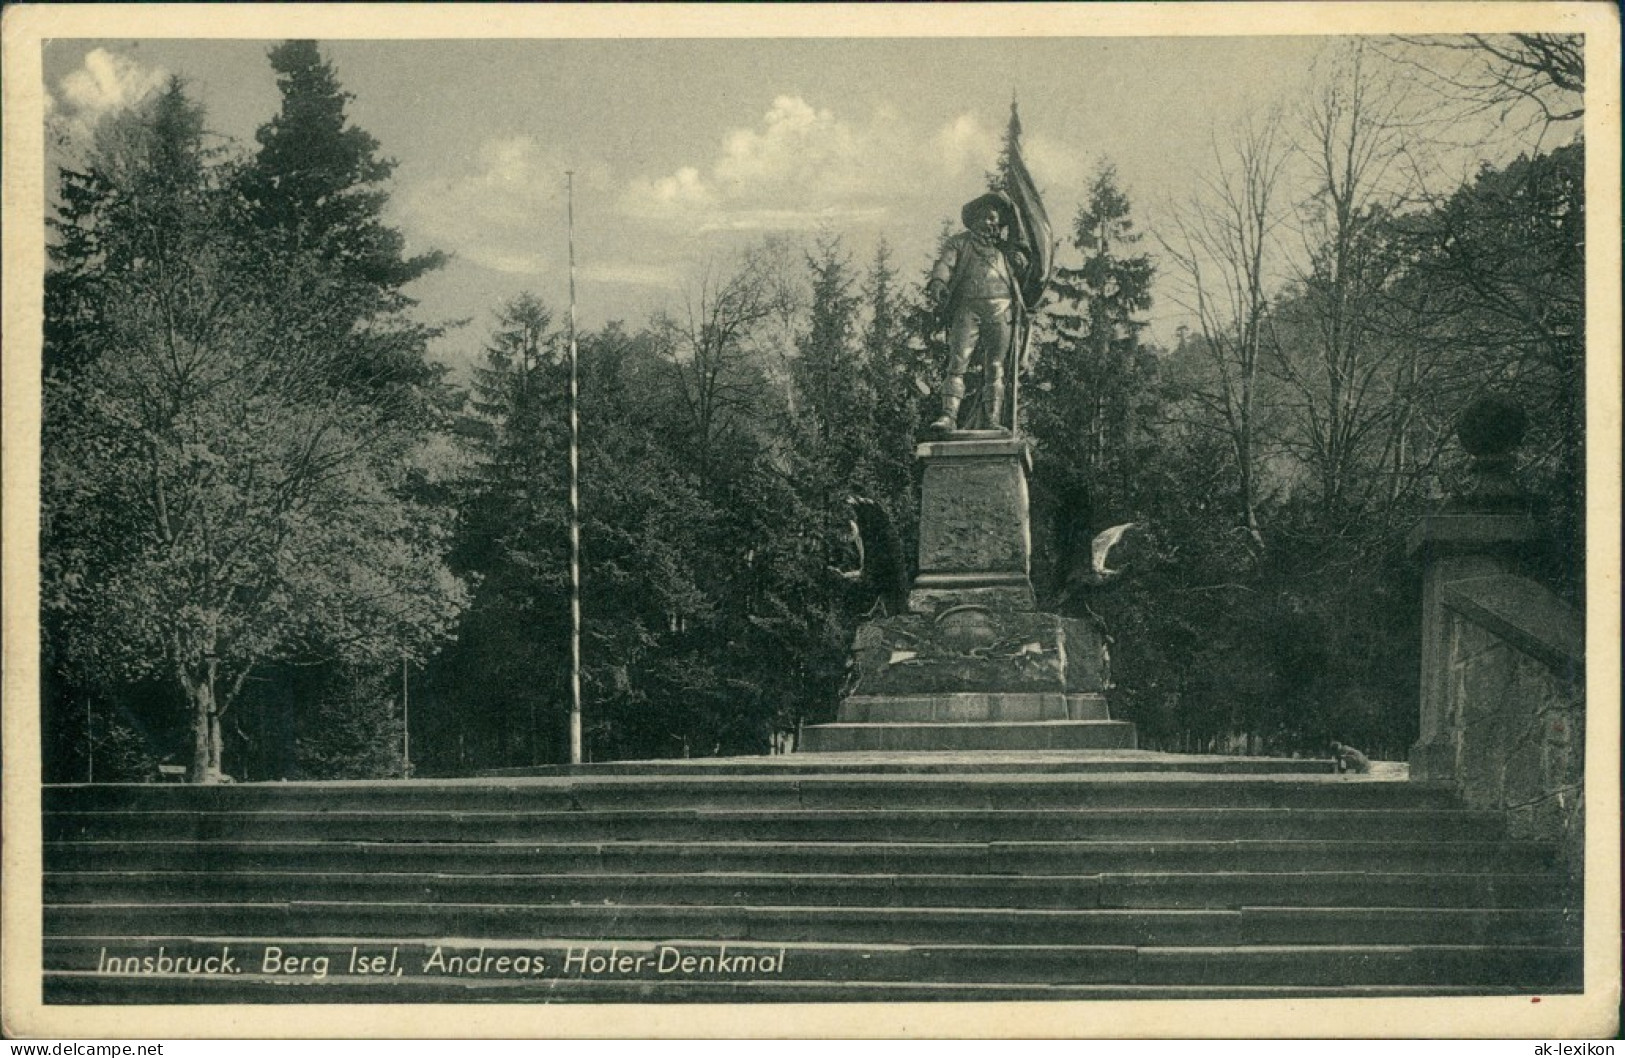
[
  {"xmin": 910, "ymin": 435, "xmax": 1036, "ymax": 614},
  {"xmin": 799, "ymin": 433, "xmax": 1136, "ymax": 754}
]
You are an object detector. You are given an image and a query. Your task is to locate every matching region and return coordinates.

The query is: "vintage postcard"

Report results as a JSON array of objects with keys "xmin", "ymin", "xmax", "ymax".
[{"xmin": 3, "ymin": 2, "xmax": 1619, "ymax": 1040}]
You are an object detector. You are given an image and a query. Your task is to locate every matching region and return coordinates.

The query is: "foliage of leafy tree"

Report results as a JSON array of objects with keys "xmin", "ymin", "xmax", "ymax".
[
  {"xmin": 42, "ymin": 77, "xmax": 466, "ymax": 783},
  {"xmin": 653, "ymin": 244, "xmax": 801, "ymax": 488},
  {"xmin": 424, "ymin": 291, "xmax": 797, "ymax": 769}
]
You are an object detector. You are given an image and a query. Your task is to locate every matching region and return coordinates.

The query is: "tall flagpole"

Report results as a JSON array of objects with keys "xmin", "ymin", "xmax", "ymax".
[
  {"xmin": 401, "ymin": 653, "xmax": 410, "ymax": 778},
  {"xmin": 567, "ymin": 171, "xmax": 583, "ymax": 765}
]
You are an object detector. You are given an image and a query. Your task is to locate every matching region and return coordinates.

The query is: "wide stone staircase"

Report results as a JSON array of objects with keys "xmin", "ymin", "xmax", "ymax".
[{"xmin": 41, "ymin": 751, "xmax": 1583, "ymax": 1003}]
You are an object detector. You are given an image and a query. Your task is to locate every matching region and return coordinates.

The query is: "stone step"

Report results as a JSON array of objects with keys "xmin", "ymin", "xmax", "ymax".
[
  {"xmin": 45, "ymin": 773, "xmax": 1440, "ymax": 814},
  {"xmin": 43, "ymin": 870, "xmax": 1566, "ymax": 910},
  {"xmin": 43, "ymin": 936, "xmax": 1582, "ymax": 990},
  {"xmin": 38, "ymin": 753, "xmax": 1584, "ymax": 1004},
  {"xmin": 798, "ymin": 721, "xmax": 1138, "ymax": 752},
  {"xmin": 40, "ymin": 972, "xmax": 1581, "ymax": 1005},
  {"xmin": 43, "ymin": 838, "xmax": 1559, "ymax": 876},
  {"xmin": 483, "ymin": 752, "xmax": 1338, "ymax": 778},
  {"xmin": 43, "ymin": 807, "xmax": 1507, "ymax": 844},
  {"xmin": 45, "ymin": 903, "xmax": 1577, "ymax": 948}
]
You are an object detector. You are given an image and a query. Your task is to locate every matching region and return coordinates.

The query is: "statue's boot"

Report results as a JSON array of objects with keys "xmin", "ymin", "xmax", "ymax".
[
  {"xmin": 928, "ymin": 380, "xmax": 964, "ymax": 434},
  {"xmin": 987, "ymin": 383, "xmax": 1007, "ymax": 433}
]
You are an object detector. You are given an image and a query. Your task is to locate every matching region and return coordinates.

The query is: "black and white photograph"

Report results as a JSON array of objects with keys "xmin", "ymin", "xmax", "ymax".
[{"xmin": 2, "ymin": 2, "xmax": 1619, "ymax": 1040}]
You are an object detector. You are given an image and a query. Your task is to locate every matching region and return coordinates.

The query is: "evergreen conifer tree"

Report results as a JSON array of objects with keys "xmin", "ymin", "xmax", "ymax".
[
  {"xmin": 1027, "ymin": 164, "xmax": 1157, "ymax": 593},
  {"xmin": 240, "ymin": 41, "xmax": 447, "ymax": 400},
  {"xmin": 242, "ymin": 40, "xmax": 444, "ymax": 290}
]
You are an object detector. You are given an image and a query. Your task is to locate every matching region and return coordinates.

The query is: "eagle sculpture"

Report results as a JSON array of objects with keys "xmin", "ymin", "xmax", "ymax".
[{"xmin": 832, "ymin": 496, "xmax": 908, "ymax": 619}]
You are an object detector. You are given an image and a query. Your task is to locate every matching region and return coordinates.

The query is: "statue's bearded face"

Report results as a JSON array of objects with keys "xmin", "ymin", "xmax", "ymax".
[{"xmin": 974, "ymin": 207, "xmax": 1002, "ymax": 239}]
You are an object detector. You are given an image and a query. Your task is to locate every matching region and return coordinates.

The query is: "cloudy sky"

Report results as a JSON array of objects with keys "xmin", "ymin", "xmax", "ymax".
[{"xmin": 40, "ymin": 33, "xmax": 1537, "ymax": 376}]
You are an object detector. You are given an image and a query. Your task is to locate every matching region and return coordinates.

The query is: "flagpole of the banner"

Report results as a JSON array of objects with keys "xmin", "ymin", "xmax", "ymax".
[
  {"xmin": 1007, "ymin": 98, "xmax": 1023, "ymax": 439},
  {"xmin": 1010, "ymin": 309, "xmax": 1024, "ymax": 438},
  {"xmin": 1004, "ymin": 95, "xmax": 1051, "ymax": 441},
  {"xmin": 566, "ymin": 171, "xmax": 583, "ymax": 766}
]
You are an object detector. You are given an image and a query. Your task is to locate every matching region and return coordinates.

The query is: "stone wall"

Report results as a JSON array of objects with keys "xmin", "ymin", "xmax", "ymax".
[{"xmin": 1443, "ymin": 577, "xmax": 1585, "ymax": 885}]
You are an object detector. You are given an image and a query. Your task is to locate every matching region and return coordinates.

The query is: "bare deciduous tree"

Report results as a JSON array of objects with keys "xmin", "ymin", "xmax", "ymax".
[
  {"xmin": 1160, "ymin": 110, "xmax": 1292, "ymax": 553},
  {"xmin": 1270, "ymin": 43, "xmax": 1426, "ymax": 518},
  {"xmin": 655, "ymin": 241, "xmax": 804, "ymax": 483},
  {"xmin": 1382, "ymin": 34, "xmax": 1584, "ymax": 145}
]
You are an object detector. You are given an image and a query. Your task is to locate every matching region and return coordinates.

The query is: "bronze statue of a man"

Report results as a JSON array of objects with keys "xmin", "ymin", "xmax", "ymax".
[{"xmin": 926, "ymin": 191, "xmax": 1029, "ymax": 434}]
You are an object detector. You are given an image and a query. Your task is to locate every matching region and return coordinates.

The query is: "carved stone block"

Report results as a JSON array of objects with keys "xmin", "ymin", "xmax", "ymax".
[{"xmin": 912, "ymin": 438, "xmax": 1032, "ymax": 615}]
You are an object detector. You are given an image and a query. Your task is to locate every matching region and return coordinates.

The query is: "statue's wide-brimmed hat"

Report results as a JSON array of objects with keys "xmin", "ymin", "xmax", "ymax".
[{"xmin": 961, "ymin": 191, "xmax": 1016, "ymax": 231}]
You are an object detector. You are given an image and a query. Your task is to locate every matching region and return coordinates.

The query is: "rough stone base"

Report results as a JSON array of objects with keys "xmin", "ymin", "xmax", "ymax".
[
  {"xmin": 846, "ymin": 609, "xmax": 1107, "ymax": 697},
  {"xmin": 838, "ymin": 692, "xmax": 1109, "ymax": 724},
  {"xmin": 908, "ymin": 583, "xmax": 1037, "ymax": 615},
  {"xmin": 799, "ymin": 720, "xmax": 1138, "ymax": 753}
]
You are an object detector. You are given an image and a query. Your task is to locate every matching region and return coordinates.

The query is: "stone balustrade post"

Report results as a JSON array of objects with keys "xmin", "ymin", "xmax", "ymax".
[{"xmin": 1407, "ymin": 396, "xmax": 1540, "ymax": 782}]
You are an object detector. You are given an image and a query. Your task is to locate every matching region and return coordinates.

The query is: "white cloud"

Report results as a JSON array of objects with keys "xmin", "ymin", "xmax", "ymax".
[
  {"xmin": 582, "ymin": 262, "xmax": 683, "ymax": 289},
  {"xmin": 936, "ymin": 113, "xmax": 998, "ymax": 177},
  {"xmin": 712, "ymin": 96, "xmax": 858, "ymax": 191},
  {"xmin": 697, "ymin": 206, "xmax": 890, "ymax": 234},
  {"xmin": 399, "ymin": 102, "xmax": 1078, "ymax": 292},
  {"xmin": 59, "ymin": 48, "xmax": 168, "ymax": 120},
  {"xmin": 623, "ymin": 97, "xmax": 1006, "ymax": 234},
  {"xmin": 635, "ymin": 166, "xmax": 715, "ymax": 211},
  {"xmin": 1024, "ymin": 134, "xmax": 1090, "ymax": 198},
  {"xmin": 397, "ymin": 136, "xmax": 609, "ymax": 276},
  {"xmin": 48, "ymin": 48, "xmax": 168, "ymax": 152},
  {"xmin": 472, "ymin": 249, "xmax": 549, "ymax": 275}
]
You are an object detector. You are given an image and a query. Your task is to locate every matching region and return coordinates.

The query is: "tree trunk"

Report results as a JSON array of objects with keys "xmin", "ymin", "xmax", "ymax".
[
  {"xmin": 208, "ymin": 707, "xmax": 225, "ymax": 779},
  {"xmin": 185, "ymin": 667, "xmax": 227, "ymax": 784},
  {"xmin": 186, "ymin": 683, "xmax": 210, "ymax": 783}
]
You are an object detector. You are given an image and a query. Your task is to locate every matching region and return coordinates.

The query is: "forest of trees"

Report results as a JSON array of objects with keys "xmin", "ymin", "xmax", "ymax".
[{"xmin": 40, "ymin": 38, "xmax": 1586, "ymax": 781}]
